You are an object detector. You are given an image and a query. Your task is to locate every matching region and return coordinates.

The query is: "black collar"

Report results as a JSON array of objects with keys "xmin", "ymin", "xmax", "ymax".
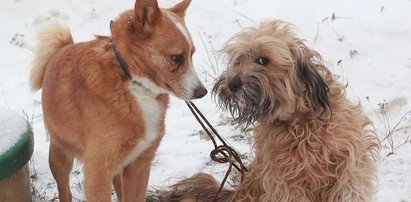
[{"xmin": 110, "ymin": 20, "xmax": 132, "ymax": 80}]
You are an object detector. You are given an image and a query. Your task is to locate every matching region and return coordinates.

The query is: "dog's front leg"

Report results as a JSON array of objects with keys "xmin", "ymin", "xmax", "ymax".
[
  {"xmin": 121, "ymin": 144, "xmax": 159, "ymax": 202},
  {"xmin": 113, "ymin": 174, "xmax": 124, "ymax": 201},
  {"xmin": 83, "ymin": 159, "xmax": 114, "ymax": 202}
]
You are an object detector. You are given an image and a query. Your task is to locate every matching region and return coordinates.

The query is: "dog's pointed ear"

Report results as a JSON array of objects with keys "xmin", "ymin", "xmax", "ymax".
[
  {"xmin": 134, "ymin": 0, "xmax": 162, "ymax": 34},
  {"xmin": 297, "ymin": 58, "xmax": 331, "ymax": 114},
  {"xmin": 170, "ymin": 0, "xmax": 191, "ymax": 17}
]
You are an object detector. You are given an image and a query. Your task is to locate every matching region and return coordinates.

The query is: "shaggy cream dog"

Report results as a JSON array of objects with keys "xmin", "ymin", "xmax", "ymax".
[{"xmin": 164, "ymin": 20, "xmax": 379, "ymax": 202}]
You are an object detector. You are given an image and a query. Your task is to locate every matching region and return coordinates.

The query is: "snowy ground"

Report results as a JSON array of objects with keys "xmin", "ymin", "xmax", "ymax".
[{"xmin": 0, "ymin": 0, "xmax": 410, "ymax": 201}]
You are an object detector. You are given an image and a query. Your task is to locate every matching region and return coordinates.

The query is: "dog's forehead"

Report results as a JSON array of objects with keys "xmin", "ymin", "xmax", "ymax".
[
  {"xmin": 163, "ymin": 11, "xmax": 193, "ymax": 49},
  {"xmin": 224, "ymin": 36, "xmax": 288, "ymax": 64}
]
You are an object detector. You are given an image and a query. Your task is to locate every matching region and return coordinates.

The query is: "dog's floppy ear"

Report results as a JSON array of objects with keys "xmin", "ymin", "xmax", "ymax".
[
  {"xmin": 134, "ymin": 0, "xmax": 162, "ymax": 34},
  {"xmin": 297, "ymin": 58, "xmax": 331, "ymax": 114},
  {"xmin": 170, "ymin": 0, "xmax": 191, "ymax": 17}
]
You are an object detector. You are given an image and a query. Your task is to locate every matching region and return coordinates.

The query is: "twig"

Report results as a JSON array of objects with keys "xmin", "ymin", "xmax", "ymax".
[
  {"xmin": 313, "ymin": 21, "xmax": 320, "ymax": 44},
  {"xmin": 198, "ymin": 32, "xmax": 220, "ymax": 77},
  {"xmin": 233, "ymin": 10, "xmax": 254, "ymax": 23},
  {"xmin": 380, "ymin": 111, "xmax": 411, "ymax": 142},
  {"xmin": 233, "ymin": 19, "xmax": 243, "ymax": 29},
  {"xmin": 10, "ymin": 33, "xmax": 34, "ymax": 52},
  {"xmin": 325, "ymin": 22, "xmax": 344, "ymax": 41},
  {"xmin": 394, "ymin": 136, "xmax": 410, "ymax": 150},
  {"xmin": 366, "ymin": 97, "xmax": 411, "ymax": 155},
  {"xmin": 199, "ymin": 67, "xmax": 217, "ymax": 81},
  {"xmin": 366, "ymin": 97, "xmax": 384, "ymax": 124}
]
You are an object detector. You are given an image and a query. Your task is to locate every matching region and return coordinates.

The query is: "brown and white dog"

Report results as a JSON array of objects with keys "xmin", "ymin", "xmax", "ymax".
[
  {"xmin": 29, "ymin": 0, "xmax": 206, "ymax": 201},
  {"xmin": 165, "ymin": 20, "xmax": 379, "ymax": 202}
]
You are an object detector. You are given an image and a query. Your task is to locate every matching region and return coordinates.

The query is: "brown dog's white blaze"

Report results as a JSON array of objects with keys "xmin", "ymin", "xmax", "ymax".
[{"xmin": 164, "ymin": 10, "xmax": 207, "ymax": 100}]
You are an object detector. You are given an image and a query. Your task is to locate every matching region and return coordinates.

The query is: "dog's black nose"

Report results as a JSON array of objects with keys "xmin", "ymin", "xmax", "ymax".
[
  {"xmin": 228, "ymin": 76, "xmax": 242, "ymax": 92},
  {"xmin": 193, "ymin": 86, "xmax": 208, "ymax": 99}
]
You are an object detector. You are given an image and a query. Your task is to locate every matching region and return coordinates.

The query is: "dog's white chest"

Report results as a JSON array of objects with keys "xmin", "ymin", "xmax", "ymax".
[{"xmin": 121, "ymin": 82, "xmax": 164, "ymax": 169}]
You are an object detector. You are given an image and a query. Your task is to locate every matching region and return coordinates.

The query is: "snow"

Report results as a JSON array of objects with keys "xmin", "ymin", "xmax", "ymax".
[
  {"xmin": 0, "ymin": 0, "xmax": 410, "ymax": 201},
  {"xmin": 0, "ymin": 108, "xmax": 28, "ymax": 155}
]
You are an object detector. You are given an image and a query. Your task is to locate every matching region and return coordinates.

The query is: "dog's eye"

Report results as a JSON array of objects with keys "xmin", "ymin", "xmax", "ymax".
[
  {"xmin": 171, "ymin": 54, "xmax": 184, "ymax": 64},
  {"xmin": 256, "ymin": 57, "xmax": 269, "ymax": 66}
]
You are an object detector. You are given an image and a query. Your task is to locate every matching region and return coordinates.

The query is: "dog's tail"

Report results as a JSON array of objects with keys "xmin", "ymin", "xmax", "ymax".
[
  {"xmin": 161, "ymin": 173, "xmax": 235, "ymax": 202},
  {"xmin": 30, "ymin": 22, "xmax": 73, "ymax": 91}
]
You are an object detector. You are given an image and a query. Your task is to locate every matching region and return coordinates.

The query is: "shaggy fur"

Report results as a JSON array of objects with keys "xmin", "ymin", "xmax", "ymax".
[{"xmin": 164, "ymin": 20, "xmax": 379, "ymax": 202}]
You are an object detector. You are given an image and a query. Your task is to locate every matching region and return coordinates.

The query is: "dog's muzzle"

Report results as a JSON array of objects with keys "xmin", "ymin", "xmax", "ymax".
[{"xmin": 228, "ymin": 76, "xmax": 243, "ymax": 92}]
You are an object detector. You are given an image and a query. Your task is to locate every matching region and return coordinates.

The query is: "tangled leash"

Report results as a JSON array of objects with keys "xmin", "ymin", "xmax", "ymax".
[{"xmin": 185, "ymin": 101, "xmax": 248, "ymax": 201}]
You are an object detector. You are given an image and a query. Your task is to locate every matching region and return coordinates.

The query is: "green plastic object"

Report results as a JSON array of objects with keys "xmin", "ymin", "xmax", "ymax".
[{"xmin": 0, "ymin": 123, "xmax": 34, "ymax": 180}]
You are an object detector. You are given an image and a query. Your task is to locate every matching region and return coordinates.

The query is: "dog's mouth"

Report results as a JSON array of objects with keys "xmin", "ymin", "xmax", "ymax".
[
  {"xmin": 165, "ymin": 83, "xmax": 173, "ymax": 91},
  {"xmin": 213, "ymin": 74, "xmax": 268, "ymax": 127}
]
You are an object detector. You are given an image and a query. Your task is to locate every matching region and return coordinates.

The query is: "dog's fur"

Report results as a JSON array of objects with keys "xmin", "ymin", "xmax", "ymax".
[
  {"xmin": 164, "ymin": 20, "xmax": 379, "ymax": 202},
  {"xmin": 30, "ymin": 0, "xmax": 207, "ymax": 201}
]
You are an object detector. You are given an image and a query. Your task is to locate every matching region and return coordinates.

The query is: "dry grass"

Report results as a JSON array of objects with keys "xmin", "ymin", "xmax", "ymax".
[{"xmin": 367, "ymin": 97, "xmax": 411, "ymax": 157}]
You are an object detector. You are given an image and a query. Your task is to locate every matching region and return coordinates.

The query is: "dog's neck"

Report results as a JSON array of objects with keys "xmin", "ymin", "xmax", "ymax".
[
  {"xmin": 130, "ymin": 80, "xmax": 155, "ymax": 96},
  {"xmin": 130, "ymin": 76, "xmax": 169, "ymax": 97},
  {"xmin": 110, "ymin": 20, "xmax": 132, "ymax": 80},
  {"xmin": 110, "ymin": 21, "xmax": 169, "ymax": 97}
]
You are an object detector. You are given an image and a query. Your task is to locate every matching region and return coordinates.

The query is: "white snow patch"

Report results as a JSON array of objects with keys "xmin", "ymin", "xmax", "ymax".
[{"xmin": 0, "ymin": 108, "xmax": 28, "ymax": 155}]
